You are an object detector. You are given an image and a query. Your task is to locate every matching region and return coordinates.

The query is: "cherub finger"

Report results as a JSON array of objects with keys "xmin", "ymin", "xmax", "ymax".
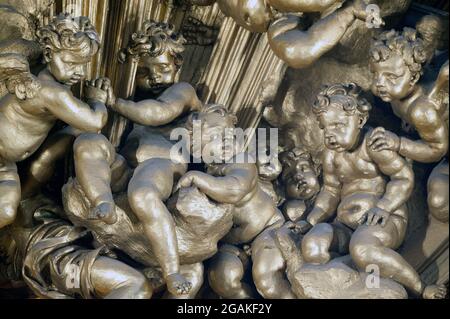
[
  {"xmin": 366, "ymin": 212, "xmax": 375, "ymax": 225},
  {"xmin": 368, "ymin": 132, "xmax": 386, "ymax": 146}
]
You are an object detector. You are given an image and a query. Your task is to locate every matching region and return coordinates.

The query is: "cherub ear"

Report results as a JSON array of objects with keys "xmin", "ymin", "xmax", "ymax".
[
  {"xmin": 43, "ymin": 48, "xmax": 53, "ymax": 63},
  {"xmin": 410, "ymin": 72, "xmax": 421, "ymax": 86},
  {"xmin": 359, "ymin": 115, "xmax": 369, "ymax": 128}
]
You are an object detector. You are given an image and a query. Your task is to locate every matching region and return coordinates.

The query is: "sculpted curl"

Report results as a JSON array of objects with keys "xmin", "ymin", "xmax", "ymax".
[
  {"xmin": 119, "ymin": 20, "xmax": 185, "ymax": 69},
  {"xmin": 36, "ymin": 13, "xmax": 100, "ymax": 57},
  {"xmin": 370, "ymin": 28, "xmax": 427, "ymax": 81},
  {"xmin": 313, "ymin": 83, "xmax": 372, "ymax": 121}
]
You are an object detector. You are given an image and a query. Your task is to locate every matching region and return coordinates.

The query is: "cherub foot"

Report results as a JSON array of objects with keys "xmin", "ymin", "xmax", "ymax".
[
  {"xmin": 88, "ymin": 202, "xmax": 117, "ymax": 225},
  {"xmin": 166, "ymin": 273, "xmax": 192, "ymax": 296},
  {"xmin": 423, "ymin": 284, "xmax": 447, "ymax": 299}
]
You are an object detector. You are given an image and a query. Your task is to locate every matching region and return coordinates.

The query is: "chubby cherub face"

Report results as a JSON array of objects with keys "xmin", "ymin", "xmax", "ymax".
[
  {"xmin": 219, "ymin": 0, "xmax": 273, "ymax": 33},
  {"xmin": 199, "ymin": 113, "xmax": 239, "ymax": 163},
  {"xmin": 46, "ymin": 49, "xmax": 91, "ymax": 86},
  {"xmin": 136, "ymin": 51, "xmax": 179, "ymax": 93},
  {"xmin": 281, "ymin": 153, "xmax": 319, "ymax": 200},
  {"xmin": 370, "ymin": 53, "xmax": 416, "ymax": 102},
  {"xmin": 318, "ymin": 100, "xmax": 365, "ymax": 153}
]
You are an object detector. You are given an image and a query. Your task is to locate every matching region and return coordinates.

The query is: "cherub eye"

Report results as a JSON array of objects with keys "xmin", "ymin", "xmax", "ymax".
[
  {"xmin": 333, "ymin": 123, "xmax": 345, "ymax": 129},
  {"xmin": 387, "ymin": 74, "xmax": 398, "ymax": 80}
]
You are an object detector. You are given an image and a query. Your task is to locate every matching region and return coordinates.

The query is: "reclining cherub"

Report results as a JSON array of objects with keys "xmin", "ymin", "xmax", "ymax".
[
  {"xmin": 185, "ymin": 0, "xmax": 345, "ymax": 32},
  {"xmin": 0, "ymin": 13, "xmax": 110, "ymax": 229},
  {"xmin": 301, "ymin": 83, "xmax": 445, "ymax": 299},
  {"xmin": 368, "ymin": 27, "xmax": 449, "ymax": 223},
  {"xmin": 186, "ymin": 0, "xmax": 379, "ymax": 69}
]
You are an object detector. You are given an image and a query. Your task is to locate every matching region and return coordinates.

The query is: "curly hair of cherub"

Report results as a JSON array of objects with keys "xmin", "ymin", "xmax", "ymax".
[
  {"xmin": 369, "ymin": 27, "xmax": 427, "ymax": 78},
  {"xmin": 313, "ymin": 83, "xmax": 372, "ymax": 119},
  {"xmin": 36, "ymin": 13, "xmax": 100, "ymax": 56},
  {"xmin": 279, "ymin": 145, "xmax": 311, "ymax": 166},
  {"xmin": 119, "ymin": 20, "xmax": 185, "ymax": 69}
]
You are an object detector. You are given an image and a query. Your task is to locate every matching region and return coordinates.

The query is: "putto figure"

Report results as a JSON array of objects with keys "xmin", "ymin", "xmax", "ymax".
[
  {"xmin": 302, "ymin": 83, "xmax": 445, "ymax": 299},
  {"xmin": 0, "ymin": 14, "xmax": 109, "ymax": 229},
  {"xmin": 368, "ymin": 28, "xmax": 449, "ymax": 223},
  {"xmin": 184, "ymin": 0, "xmax": 345, "ymax": 32},
  {"xmin": 73, "ymin": 21, "xmax": 202, "ymax": 297},
  {"xmin": 176, "ymin": 107, "xmax": 297, "ymax": 299},
  {"xmin": 273, "ymin": 146, "xmax": 322, "ymax": 223},
  {"xmin": 267, "ymin": 0, "xmax": 380, "ymax": 68}
]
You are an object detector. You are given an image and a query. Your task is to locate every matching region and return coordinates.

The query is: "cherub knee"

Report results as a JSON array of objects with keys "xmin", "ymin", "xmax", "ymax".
[
  {"xmin": 128, "ymin": 186, "xmax": 162, "ymax": 215},
  {"xmin": 301, "ymin": 223, "xmax": 333, "ymax": 264},
  {"xmin": 253, "ymin": 268, "xmax": 278, "ymax": 299},
  {"xmin": 74, "ymin": 133, "xmax": 114, "ymax": 162},
  {"xmin": 0, "ymin": 205, "xmax": 17, "ymax": 228},
  {"xmin": 427, "ymin": 185, "xmax": 448, "ymax": 222},
  {"xmin": 208, "ymin": 254, "xmax": 244, "ymax": 297},
  {"xmin": 0, "ymin": 180, "xmax": 20, "ymax": 228}
]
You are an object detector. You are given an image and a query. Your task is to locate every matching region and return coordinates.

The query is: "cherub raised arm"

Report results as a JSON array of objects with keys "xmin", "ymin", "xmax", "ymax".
[
  {"xmin": 301, "ymin": 83, "xmax": 445, "ymax": 298},
  {"xmin": 267, "ymin": 0, "xmax": 382, "ymax": 69},
  {"xmin": 184, "ymin": 0, "xmax": 346, "ymax": 32},
  {"xmin": 0, "ymin": 13, "xmax": 109, "ymax": 229},
  {"xmin": 368, "ymin": 27, "xmax": 449, "ymax": 222}
]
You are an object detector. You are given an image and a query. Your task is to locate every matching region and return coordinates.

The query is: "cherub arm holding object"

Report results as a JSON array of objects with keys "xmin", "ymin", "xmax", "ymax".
[
  {"xmin": 268, "ymin": 1, "xmax": 381, "ymax": 69},
  {"xmin": 175, "ymin": 164, "xmax": 257, "ymax": 204}
]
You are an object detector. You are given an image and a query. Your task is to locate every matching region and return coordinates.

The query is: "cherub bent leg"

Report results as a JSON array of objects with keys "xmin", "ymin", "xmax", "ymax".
[
  {"xmin": 302, "ymin": 194, "xmax": 373, "ymax": 264},
  {"xmin": 73, "ymin": 133, "xmax": 118, "ymax": 224},
  {"xmin": 128, "ymin": 159, "xmax": 191, "ymax": 296},
  {"xmin": 427, "ymin": 159, "xmax": 449, "ymax": 223},
  {"xmin": 252, "ymin": 228, "xmax": 296, "ymax": 299},
  {"xmin": 90, "ymin": 256, "xmax": 153, "ymax": 299},
  {"xmin": 0, "ymin": 160, "xmax": 20, "ymax": 229},
  {"xmin": 350, "ymin": 207, "xmax": 446, "ymax": 299},
  {"xmin": 207, "ymin": 245, "xmax": 255, "ymax": 299}
]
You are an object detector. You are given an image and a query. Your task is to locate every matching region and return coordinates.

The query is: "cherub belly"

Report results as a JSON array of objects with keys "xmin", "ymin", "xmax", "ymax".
[
  {"xmin": 341, "ymin": 176, "xmax": 386, "ymax": 198},
  {"xmin": 135, "ymin": 133, "xmax": 175, "ymax": 164},
  {"xmin": 230, "ymin": 196, "xmax": 281, "ymax": 243},
  {"xmin": 337, "ymin": 193, "xmax": 380, "ymax": 230},
  {"xmin": 0, "ymin": 109, "xmax": 52, "ymax": 162},
  {"xmin": 0, "ymin": 130, "xmax": 47, "ymax": 162}
]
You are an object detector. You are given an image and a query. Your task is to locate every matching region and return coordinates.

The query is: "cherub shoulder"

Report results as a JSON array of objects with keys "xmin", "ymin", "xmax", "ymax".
[{"xmin": 408, "ymin": 96, "xmax": 442, "ymax": 128}]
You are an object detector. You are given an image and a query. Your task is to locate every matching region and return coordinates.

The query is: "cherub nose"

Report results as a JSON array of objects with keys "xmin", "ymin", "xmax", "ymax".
[
  {"xmin": 376, "ymin": 76, "xmax": 386, "ymax": 87},
  {"xmin": 74, "ymin": 66, "xmax": 86, "ymax": 78}
]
